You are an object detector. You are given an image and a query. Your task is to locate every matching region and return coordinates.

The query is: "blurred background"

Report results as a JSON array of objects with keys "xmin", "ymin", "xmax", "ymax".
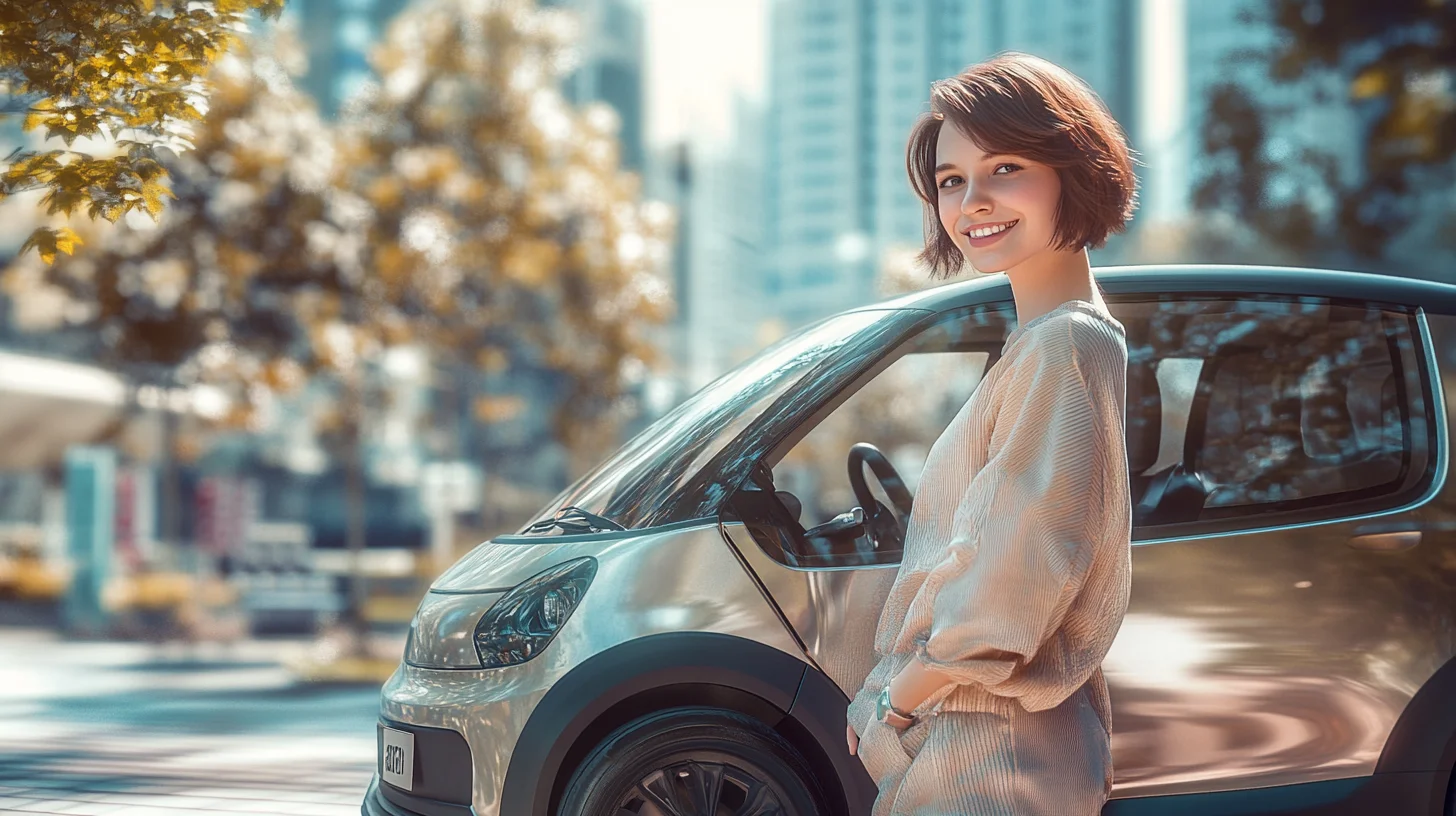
[{"xmin": 0, "ymin": 0, "xmax": 1452, "ymax": 808}]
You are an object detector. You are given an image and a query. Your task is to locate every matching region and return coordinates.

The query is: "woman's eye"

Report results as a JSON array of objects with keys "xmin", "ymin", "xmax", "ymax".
[
  {"xmin": 993, "ymin": 163, "xmax": 1022, "ymax": 175},
  {"xmin": 937, "ymin": 176, "xmax": 962, "ymax": 190}
]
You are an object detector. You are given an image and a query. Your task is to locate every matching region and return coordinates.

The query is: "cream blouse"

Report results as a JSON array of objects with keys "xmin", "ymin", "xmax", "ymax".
[{"xmin": 849, "ymin": 298, "xmax": 1132, "ymax": 732}]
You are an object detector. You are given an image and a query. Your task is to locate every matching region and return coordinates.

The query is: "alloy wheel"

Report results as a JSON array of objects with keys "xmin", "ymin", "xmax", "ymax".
[{"xmin": 614, "ymin": 758, "xmax": 788, "ymax": 816}]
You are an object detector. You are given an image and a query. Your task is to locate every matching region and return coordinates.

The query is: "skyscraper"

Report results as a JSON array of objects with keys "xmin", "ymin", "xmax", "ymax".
[
  {"xmin": 541, "ymin": 0, "xmax": 647, "ymax": 171},
  {"xmin": 289, "ymin": 0, "xmax": 409, "ymax": 117},
  {"xmin": 650, "ymin": 100, "xmax": 767, "ymax": 391}
]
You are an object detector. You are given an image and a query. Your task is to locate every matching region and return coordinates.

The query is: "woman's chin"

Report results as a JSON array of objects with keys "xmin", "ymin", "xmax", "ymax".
[{"xmin": 965, "ymin": 254, "xmax": 1013, "ymax": 275}]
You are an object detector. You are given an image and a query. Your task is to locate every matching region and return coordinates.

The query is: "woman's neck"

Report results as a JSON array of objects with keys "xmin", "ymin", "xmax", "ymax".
[{"xmin": 1003, "ymin": 246, "xmax": 1101, "ymax": 327}]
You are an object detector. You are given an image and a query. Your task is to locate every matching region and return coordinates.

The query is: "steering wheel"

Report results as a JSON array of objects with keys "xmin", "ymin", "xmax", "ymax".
[{"xmin": 848, "ymin": 443, "xmax": 915, "ymax": 546}]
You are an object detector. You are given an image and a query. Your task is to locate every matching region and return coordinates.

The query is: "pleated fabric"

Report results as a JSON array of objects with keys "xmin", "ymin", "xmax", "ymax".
[{"xmin": 848, "ymin": 298, "xmax": 1132, "ymax": 816}]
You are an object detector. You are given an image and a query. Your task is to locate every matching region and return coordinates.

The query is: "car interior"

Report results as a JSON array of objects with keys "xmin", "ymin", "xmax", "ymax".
[{"xmin": 733, "ymin": 307, "xmax": 1011, "ymax": 569}]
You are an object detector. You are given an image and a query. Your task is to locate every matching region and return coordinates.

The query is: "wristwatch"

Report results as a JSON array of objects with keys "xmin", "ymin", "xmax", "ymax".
[{"xmin": 876, "ymin": 687, "xmax": 916, "ymax": 730}]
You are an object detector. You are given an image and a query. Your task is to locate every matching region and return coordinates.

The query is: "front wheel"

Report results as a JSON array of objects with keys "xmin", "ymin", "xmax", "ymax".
[{"xmin": 558, "ymin": 707, "xmax": 828, "ymax": 816}]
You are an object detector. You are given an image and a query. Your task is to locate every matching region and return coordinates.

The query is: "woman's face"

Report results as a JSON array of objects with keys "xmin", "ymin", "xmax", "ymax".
[{"xmin": 933, "ymin": 122, "xmax": 1063, "ymax": 274}]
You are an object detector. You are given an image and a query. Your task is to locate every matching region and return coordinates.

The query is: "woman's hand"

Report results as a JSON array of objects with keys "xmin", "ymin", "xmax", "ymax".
[{"xmin": 846, "ymin": 723, "xmax": 859, "ymax": 755}]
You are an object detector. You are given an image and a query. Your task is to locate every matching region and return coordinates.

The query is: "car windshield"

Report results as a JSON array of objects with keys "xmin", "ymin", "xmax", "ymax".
[{"xmin": 521, "ymin": 309, "xmax": 915, "ymax": 533}]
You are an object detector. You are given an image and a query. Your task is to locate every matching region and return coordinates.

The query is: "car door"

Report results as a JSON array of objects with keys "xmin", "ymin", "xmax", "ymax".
[
  {"xmin": 721, "ymin": 300, "xmax": 1015, "ymax": 695},
  {"xmin": 1103, "ymin": 293, "xmax": 1442, "ymax": 798}
]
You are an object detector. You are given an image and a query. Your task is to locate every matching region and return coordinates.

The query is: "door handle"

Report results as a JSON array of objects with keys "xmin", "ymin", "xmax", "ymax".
[{"xmin": 1346, "ymin": 530, "xmax": 1421, "ymax": 551}]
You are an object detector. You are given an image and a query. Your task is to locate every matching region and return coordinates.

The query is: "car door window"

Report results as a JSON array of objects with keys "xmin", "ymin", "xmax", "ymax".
[
  {"xmin": 763, "ymin": 302, "xmax": 1015, "ymax": 567},
  {"xmin": 1123, "ymin": 296, "xmax": 1434, "ymax": 534},
  {"xmin": 777, "ymin": 350, "xmax": 992, "ymax": 522}
]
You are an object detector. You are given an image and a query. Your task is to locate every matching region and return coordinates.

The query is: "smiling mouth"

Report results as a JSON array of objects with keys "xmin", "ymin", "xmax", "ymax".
[
  {"xmin": 960, "ymin": 218, "xmax": 1019, "ymax": 243},
  {"xmin": 960, "ymin": 220, "xmax": 1019, "ymax": 238}
]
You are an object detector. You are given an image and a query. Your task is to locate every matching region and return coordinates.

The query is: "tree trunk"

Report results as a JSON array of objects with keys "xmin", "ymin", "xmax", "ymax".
[{"xmin": 343, "ymin": 374, "xmax": 371, "ymax": 658}]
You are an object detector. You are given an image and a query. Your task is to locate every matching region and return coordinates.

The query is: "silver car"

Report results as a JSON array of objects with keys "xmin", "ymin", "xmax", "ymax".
[{"xmin": 362, "ymin": 265, "xmax": 1456, "ymax": 816}]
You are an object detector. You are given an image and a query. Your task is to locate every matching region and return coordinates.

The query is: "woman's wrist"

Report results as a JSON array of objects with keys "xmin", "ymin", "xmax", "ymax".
[
  {"xmin": 885, "ymin": 676, "xmax": 913, "ymax": 713},
  {"xmin": 889, "ymin": 655, "xmax": 955, "ymax": 713}
]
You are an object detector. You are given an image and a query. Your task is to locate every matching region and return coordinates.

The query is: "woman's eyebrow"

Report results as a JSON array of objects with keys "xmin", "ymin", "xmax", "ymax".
[{"xmin": 936, "ymin": 154, "xmax": 1011, "ymax": 173}]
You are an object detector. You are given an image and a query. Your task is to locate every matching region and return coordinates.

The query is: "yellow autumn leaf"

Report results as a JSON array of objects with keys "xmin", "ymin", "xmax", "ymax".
[
  {"xmin": 140, "ymin": 177, "xmax": 172, "ymax": 218},
  {"xmin": 20, "ymin": 226, "xmax": 82, "ymax": 265}
]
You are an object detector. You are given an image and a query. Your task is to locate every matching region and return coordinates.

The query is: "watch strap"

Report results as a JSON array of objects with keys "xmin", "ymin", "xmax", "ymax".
[
  {"xmin": 878, "ymin": 687, "xmax": 917, "ymax": 729},
  {"xmin": 883, "ymin": 707, "xmax": 916, "ymax": 729}
]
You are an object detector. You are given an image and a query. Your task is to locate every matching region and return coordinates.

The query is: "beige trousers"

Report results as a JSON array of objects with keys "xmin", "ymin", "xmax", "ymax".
[{"xmin": 856, "ymin": 684, "xmax": 1112, "ymax": 816}]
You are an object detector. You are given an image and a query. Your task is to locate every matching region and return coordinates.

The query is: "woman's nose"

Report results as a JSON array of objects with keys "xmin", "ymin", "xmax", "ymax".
[{"xmin": 958, "ymin": 181, "xmax": 990, "ymax": 215}]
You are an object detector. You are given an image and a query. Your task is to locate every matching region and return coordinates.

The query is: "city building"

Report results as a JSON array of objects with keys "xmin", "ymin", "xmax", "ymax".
[
  {"xmin": 541, "ymin": 0, "xmax": 648, "ymax": 171},
  {"xmin": 287, "ymin": 0, "xmax": 409, "ymax": 117},
  {"xmin": 647, "ymin": 97, "xmax": 769, "ymax": 392}
]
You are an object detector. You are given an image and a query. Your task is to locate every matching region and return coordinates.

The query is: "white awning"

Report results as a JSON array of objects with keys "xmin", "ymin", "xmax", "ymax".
[{"xmin": 0, "ymin": 351, "xmax": 230, "ymax": 471}]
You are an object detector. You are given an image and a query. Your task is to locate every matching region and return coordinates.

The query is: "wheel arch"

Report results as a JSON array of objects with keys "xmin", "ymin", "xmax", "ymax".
[
  {"xmin": 499, "ymin": 631, "xmax": 874, "ymax": 816},
  {"xmin": 1375, "ymin": 652, "xmax": 1456, "ymax": 814}
]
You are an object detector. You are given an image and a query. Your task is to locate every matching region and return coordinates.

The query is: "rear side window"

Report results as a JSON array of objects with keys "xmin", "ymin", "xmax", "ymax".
[{"xmin": 1121, "ymin": 297, "xmax": 1434, "ymax": 532}]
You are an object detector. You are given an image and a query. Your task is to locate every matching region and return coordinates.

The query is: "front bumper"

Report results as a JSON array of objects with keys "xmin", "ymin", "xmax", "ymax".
[
  {"xmin": 362, "ymin": 773, "xmax": 474, "ymax": 816},
  {"xmin": 377, "ymin": 659, "xmax": 556, "ymax": 816}
]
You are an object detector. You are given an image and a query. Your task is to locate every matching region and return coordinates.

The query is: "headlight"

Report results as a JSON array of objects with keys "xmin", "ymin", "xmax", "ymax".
[
  {"xmin": 404, "ymin": 590, "xmax": 505, "ymax": 669},
  {"xmin": 474, "ymin": 557, "xmax": 596, "ymax": 669}
]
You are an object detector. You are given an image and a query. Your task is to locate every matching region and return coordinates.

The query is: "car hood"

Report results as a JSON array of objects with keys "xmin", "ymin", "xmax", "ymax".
[{"xmin": 430, "ymin": 523, "xmax": 713, "ymax": 592}]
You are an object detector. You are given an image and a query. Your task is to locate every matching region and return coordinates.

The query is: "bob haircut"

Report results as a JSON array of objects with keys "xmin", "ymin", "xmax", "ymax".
[{"xmin": 908, "ymin": 52, "xmax": 1138, "ymax": 279}]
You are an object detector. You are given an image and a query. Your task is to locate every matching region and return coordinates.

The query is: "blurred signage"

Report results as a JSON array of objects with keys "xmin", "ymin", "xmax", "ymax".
[
  {"xmin": 113, "ymin": 465, "xmax": 156, "ymax": 570},
  {"xmin": 194, "ymin": 476, "xmax": 259, "ymax": 556},
  {"xmin": 420, "ymin": 461, "xmax": 482, "ymax": 514},
  {"xmin": 63, "ymin": 446, "xmax": 116, "ymax": 634}
]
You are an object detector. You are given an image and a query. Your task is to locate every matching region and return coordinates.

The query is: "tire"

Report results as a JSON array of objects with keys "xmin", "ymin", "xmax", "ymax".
[
  {"xmin": 558, "ymin": 706, "xmax": 828, "ymax": 816},
  {"xmin": 1447, "ymin": 766, "xmax": 1456, "ymax": 816}
]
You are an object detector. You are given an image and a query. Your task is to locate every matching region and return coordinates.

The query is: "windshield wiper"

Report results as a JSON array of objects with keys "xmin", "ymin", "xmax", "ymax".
[{"xmin": 526, "ymin": 505, "xmax": 626, "ymax": 535}]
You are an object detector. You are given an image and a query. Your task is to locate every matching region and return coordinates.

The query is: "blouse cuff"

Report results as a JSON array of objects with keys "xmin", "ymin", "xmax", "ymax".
[
  {"xmin": 915, "ymin": 634, "xmax": 1020, "ymax": 688},
  {"xmin": 846, "ymin": 687, "xmax": 878, "ymax": 733}
]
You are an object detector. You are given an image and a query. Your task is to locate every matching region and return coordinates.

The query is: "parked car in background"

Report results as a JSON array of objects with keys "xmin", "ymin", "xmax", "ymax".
[{"xmin": 363, "ymin": 265, "xmax": 1456, "ymax": 816}]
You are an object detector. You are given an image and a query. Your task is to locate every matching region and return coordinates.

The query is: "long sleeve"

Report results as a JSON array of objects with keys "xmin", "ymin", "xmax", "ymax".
[{"xmin": 903, "ymin": 313, "xmax": 1131, "ymax": 713}]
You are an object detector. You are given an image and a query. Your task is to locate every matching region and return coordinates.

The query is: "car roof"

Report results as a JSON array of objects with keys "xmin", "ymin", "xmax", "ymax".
[{"xmin": 851, "ymin": 264, "xmax": 1456, "ymax": 316}]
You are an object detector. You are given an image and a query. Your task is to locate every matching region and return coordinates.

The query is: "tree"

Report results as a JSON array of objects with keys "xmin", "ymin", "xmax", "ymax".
[
  {"xmin": 1195, "ymin": 1, "xmax": 1456, "ymax": 272},
  {"xmin": 0, "ymin": 0, "xmax": 285, "ymax": 262},
  {"xmin": 339, "ymin": 0, "xmax": 672, "ymax": 475},
  {"xmin": 6, "ymin": 0, "xmax": 674, "ymax": 654},
  {"xmin": 4, "ymin": 32, "xmax": 365, "ymax": 578}
]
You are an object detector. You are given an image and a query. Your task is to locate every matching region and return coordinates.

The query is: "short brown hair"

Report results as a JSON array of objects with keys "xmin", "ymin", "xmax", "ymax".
[{"xmin": 907, "ymin": 52, "xmax": 1139, "ymax": 279}]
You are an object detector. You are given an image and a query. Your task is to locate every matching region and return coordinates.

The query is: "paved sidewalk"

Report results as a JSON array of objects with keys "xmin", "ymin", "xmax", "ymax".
[
  {"xmin": 0, "ymin": 733, "xmax": 370, "ymax": 815},
  {"xmin": 0, "ymin": 627, "xmax": 383, "ymax": 815}
]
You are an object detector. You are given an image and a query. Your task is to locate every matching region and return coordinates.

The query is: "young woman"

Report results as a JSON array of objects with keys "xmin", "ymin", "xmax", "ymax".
[{"xmin": 845, "ymin": 52, "xmax": 1138, "ymax": 815}]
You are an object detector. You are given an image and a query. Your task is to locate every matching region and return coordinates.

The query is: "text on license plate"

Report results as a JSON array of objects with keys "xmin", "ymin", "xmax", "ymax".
[{"xmin": 381, "ymin": 727, "xmax": 415, "ymax": 791}]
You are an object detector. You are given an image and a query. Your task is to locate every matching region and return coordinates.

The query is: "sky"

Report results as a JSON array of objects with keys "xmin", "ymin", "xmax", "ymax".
[{"xmin": 642, "ymin": 0, "xmax": 767, "ymax": 149}]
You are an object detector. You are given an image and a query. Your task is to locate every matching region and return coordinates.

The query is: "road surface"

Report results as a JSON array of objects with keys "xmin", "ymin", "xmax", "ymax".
[{"xmin": 0, "ymin": 627, "xmax": 382, "ymax": 815}]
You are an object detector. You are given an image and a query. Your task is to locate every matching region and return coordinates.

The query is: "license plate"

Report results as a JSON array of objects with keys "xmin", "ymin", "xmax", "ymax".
[{"xmin": 380, "ymin": 726, "xmax": 415, "ymax": 791}]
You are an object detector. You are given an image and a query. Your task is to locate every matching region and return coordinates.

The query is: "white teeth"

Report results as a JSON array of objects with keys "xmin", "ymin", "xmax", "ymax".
[{"xmin": 969, "ymin": 221, "xmax": 1014, "ymax": 238}]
